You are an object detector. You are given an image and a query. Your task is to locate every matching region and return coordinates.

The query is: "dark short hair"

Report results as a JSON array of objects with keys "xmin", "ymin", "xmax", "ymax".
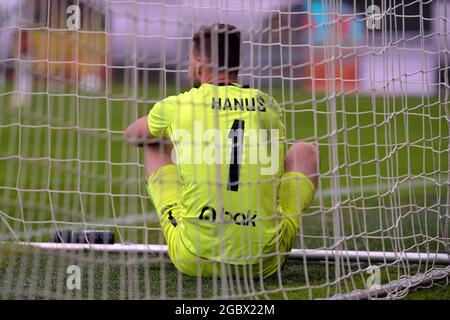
[{"xmin": 192, "ymin": 23, "xmax": 241, "ymax": 75}]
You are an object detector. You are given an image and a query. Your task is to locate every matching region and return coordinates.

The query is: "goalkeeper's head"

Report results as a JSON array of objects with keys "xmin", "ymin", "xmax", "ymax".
[{"xmin": 190, "ymin": 23, "xmax": 241, "ymax": 87}]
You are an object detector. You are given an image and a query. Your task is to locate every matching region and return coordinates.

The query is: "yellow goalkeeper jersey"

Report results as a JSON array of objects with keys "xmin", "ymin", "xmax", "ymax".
[{"xmin": 148, "ymin": 83, "xmax": 286, "ymax": 264}]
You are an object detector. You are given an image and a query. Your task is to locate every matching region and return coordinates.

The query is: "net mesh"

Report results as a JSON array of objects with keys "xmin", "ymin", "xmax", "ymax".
[{"xmin": 0, "ymin": 0, "xmax": 448, "ymax": 299}]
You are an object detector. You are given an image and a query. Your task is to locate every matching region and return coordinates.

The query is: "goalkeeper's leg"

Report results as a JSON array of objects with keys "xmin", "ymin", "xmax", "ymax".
[
  {"xmin": 144, "ymin": 143, "xmax": 184, "ymax": 264},
  {"xmin": 144, "ymin": 142, "xmax": 181, "ymax": 235},
  {"xmin": 144, "ymin": 143, "xmax": 212, "ymax": 276},
  {"xmin": 264, "ymin": 142, "xmax": 319, "ymax": 278},
  {"xmin": 281, "ymin": 141, "xmax": 319, "ymax": 228},
  {"xmin": 284, "ymin": 142, "xmax": 319, "ymax": 188},
  {"xmin": 143, "ymin": 140, "xmax": 175, "ymax": 178}
]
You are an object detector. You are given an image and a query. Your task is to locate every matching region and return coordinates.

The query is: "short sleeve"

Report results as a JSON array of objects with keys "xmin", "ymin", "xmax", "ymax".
[{"xmin": 148, "ymin": 100, "xmax": 173, "ymax": 138}]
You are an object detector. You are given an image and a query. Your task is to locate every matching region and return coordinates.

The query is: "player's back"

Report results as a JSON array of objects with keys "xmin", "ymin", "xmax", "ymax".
[{"xmin": 150, "ymin": 83, "xmax": 286, "ymax": 264}]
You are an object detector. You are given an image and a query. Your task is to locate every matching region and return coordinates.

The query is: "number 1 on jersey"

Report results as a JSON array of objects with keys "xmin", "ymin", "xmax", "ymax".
[{"xmin": 227, "ymin": 119, "xmax": 245, "ymax": 192}]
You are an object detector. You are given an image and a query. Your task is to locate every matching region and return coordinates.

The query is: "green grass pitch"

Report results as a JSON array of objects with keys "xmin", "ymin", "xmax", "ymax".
[{"xmin": 0, "ymin": 81, "xmax": 448, "ymax": 299}]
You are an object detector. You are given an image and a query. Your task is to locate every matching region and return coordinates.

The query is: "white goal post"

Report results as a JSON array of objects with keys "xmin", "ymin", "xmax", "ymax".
[{"xmin": 0, "ymin": 0, "xmax": 449, "ymax": 300}]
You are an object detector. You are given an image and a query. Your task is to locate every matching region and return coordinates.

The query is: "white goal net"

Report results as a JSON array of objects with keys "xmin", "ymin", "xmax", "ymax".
[{"xmin": 0, "ymin": 0, "xmax": 449, "ymax": 300}]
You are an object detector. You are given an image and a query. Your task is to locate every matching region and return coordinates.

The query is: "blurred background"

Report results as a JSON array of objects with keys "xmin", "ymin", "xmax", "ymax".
[{"xmin": 0, "ymin": 0, "xmax": 446, "ymax": 102}]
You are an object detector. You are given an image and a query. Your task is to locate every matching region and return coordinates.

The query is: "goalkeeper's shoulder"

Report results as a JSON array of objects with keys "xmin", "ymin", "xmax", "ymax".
[
  {"xmin": 255, "ymin": 89, "xmax": 283, "ymax": 121},
  {"xmin": 148, "ymin": 89, "xmax": 198, "ymax": 136},
  {"xmin": 156, "ymin": 87, "xmax": 201, "ymax": 107},
  {"xmin": 253, "ymin": 88, "xmax": 282, "ymax": 111}
]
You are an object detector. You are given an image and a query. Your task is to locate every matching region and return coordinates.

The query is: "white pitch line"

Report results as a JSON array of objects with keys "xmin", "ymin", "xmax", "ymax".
[
  {"xmin": 318, "ymin": 176, "xmax": 444, "ymax": 198},
  {"xmin": 0, "ymin": 176, "xmax": 446, "ymax": 241},
  {"xmin": 0, "ymin": 212, "xmax": 158, "ymax": 241}
]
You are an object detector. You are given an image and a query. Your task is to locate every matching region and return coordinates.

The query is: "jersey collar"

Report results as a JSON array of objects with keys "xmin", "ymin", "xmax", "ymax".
[
  {"xmin": 205, "ymin": 82, "xmax": 250, "ymax": 88},
  {"xmin": 212, "ymin": 82, "xmax": 241, "ymax": 87}
]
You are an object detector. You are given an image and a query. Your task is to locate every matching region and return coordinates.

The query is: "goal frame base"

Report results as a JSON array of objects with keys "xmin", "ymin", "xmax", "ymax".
[{"xmin": 14, "ymin": 242, "xmax": 450, "ymax": 265}]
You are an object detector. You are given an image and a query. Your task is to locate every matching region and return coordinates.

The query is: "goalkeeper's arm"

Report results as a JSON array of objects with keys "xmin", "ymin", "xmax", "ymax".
[{"xmin": 125, "ymin": 116, "xmax": 170, "ymax": 147}]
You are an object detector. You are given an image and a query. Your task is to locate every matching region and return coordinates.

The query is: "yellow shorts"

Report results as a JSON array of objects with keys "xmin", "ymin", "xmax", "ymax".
[{"xmin": 147, "ymin": 164, "xmax": 315, "ymax": 278}]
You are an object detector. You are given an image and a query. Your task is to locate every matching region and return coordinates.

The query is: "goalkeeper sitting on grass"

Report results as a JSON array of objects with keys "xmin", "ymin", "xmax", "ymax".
[{"xmin": 125, "ymin": 23, "xmax": 319, "ymax": 278}]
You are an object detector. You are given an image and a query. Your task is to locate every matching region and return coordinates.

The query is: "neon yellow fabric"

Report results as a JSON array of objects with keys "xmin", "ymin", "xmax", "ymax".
[
  {"xmin": 147, "ymin": 83, "xmax": 314, "ymax": 269},
  {"xmin": 147, "ymin": 164, "xmax": 315, "ymax": 278}
]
